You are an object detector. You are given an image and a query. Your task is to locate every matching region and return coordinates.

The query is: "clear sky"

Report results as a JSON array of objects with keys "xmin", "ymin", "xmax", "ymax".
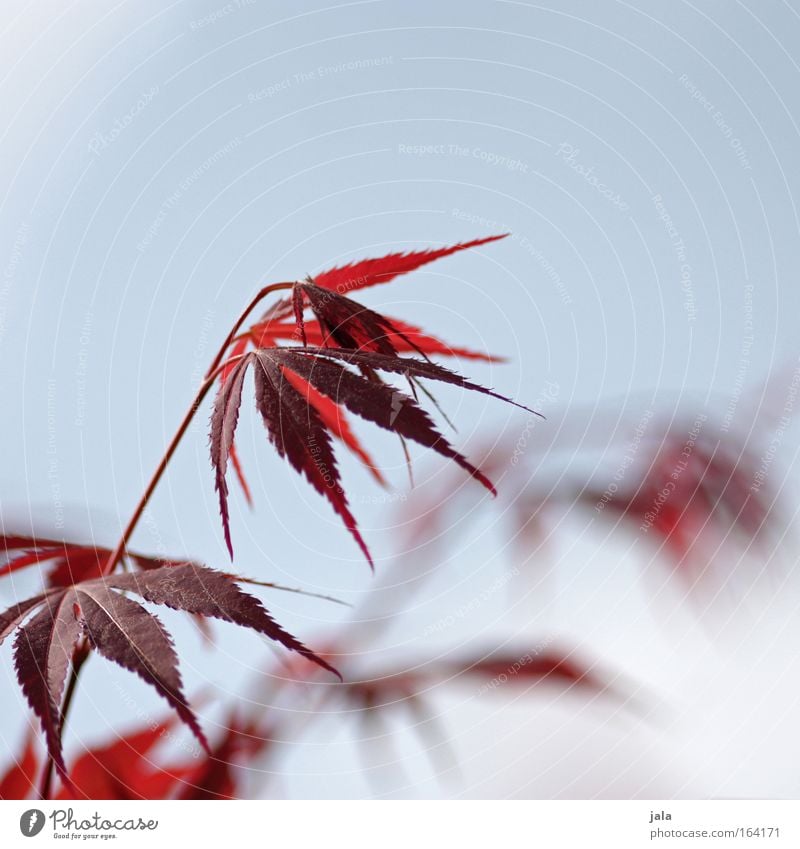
[{"xmin": 2, "ymin": 0, "xmax": 800, "ymax": 798}]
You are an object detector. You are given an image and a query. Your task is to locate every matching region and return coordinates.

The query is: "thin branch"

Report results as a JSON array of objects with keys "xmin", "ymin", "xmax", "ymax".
[{"xmin": 101, "ymin": 282, "xmax": 293, "ymax": 577}]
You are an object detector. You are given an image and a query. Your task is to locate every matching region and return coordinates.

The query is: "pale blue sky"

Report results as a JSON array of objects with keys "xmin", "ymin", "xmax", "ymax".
[{"xmin": 2, "ymin": 0, "xmax": 800, "ymax": 798}]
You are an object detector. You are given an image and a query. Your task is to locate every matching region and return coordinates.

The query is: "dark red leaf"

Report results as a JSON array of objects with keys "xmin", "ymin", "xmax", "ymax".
[
  {"xmin": 107, "ymin": 564, "xmax": 340, "ymax": 678},
  {"xmin": 294, "ymin": 281, "xmax": 422, "ymax": 358},
  {"xmin": 78, "ymin": 586, "xmax": 207, "ymax": 755},
  {"xmin": 282, "ymin": 350, "xmax": 497, "ymax": 493},
  {"xmin": 207, "ymin": 236, "xmax": 527, "ymax": 563},
  {"xmin": 286, "ymin": 347, "xmax": 537, "ymax": 415},
  {"xmin": 3, "ymin": 563, "xmax": 336, "ymax": 785},
  {"xmin": 283, "ymin": 368, "xmax": 387, "ymax": 486},
  {"xmin": 13, "ymin": 598, "xmax": 83, "ymax": 780},
  {"xmin": 244, "ymin": 236, "xmax": 508, "ymax": 350},
  {"xmin": 248, "ymin": 318, "xmax": 501, "ymax": 362},
  {"xmin": 0, "ymin": 594, "xmax": 51, "ymax": 643},
  {"xmin": 210, "ymin": 338, "xmax": 534, "ymax": 562},
  {"xmin": 250, "ymin": 351, "xmax": 373, "ymax": 568},
  {"xmin": 219, "ymin": 339, "xmax": 255, "ymax": 506},
  {"xmin": 209, "ymin": 355, "xmax": 251, "ymax": 558}
]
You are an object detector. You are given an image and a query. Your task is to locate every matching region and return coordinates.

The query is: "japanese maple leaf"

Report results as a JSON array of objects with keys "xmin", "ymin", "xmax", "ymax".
[
  {"xmin": 217, "ymin": 235, "xmax": 509, "ymax": 504},
  {"xmin": 311, "ymin": 234, "xmax": 508, "ymax": 294},
  {"xmin": 240, "ymin": 235, "xmax": 508, "ymax": 363},
  {"xmin": 258, "ymin": 235, "xmax": 508, "ymax": 332},
  {"xmin": 210, "ymin": 346, "xmax": 537, "ymax": 564},
  {"xmin": 248, "ymin": 318, "xmax": 501, "ymax": 363},
  {"xmin": 283, "ymin": 368, "xmax": 387, "ymax": 486},
  {"xmin": 0, "ymin": 534, "xmax": 166, "ymax": 587},
  {"xmin": 291, "ymin": 280, "xmax": 433, "ymax": 357},
  {"xmin": 1, "ymin": 563, "xmax": 337, "ymax": 782}
]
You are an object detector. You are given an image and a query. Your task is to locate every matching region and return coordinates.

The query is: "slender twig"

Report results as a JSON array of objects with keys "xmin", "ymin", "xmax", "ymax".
[
  {"xmin": 100, "ymin": 359, "xmax": 237, "ymax": 578},
  {"xmin": 101, "ymin": 281, "xmax": 293, "ymax": 578},
  {"xmin": 204, "ymin": 282, "xmax": 294, "ymax": 380}
]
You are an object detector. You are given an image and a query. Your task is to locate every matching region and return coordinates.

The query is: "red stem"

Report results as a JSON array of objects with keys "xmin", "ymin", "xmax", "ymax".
[{"xmin": 101, "ymin": 281, "xmax": 293, "ymax": 577}]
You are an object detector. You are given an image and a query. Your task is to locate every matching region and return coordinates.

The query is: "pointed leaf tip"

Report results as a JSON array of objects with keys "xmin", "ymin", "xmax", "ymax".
[{"xmin": 312, "ymin": 234, "xmax": 510, "ymax": 294}]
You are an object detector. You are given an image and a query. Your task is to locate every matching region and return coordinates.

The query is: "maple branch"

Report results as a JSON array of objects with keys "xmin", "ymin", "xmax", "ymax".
[
  {"xmin": 204, "ymin": 282, "xmax": 294, "ymax": 380},
  {"xmin": 101, "ymin": 282, "xmax": 293, "ymax": 578},
  {"xmin": 101, "ymin": 365, "xmax": 230, "ymax": 577}
]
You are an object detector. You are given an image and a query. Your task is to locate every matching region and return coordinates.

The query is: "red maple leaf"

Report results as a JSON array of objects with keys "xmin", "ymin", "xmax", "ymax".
[{"xmin": 1, "ymin": 564, "xmax": 337, "ymax": 784}]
